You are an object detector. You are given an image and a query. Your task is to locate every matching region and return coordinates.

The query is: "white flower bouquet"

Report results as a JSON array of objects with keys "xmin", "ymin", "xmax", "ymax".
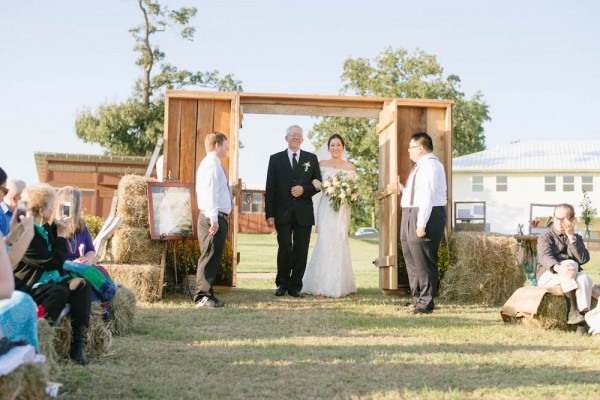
[
  {"xmin": 321, "ymin": 172, "xmax": 361, "ymax": 212},
  {"xmin": 580, "ymin": 191, "xmax": 597, "ymax": 238}
]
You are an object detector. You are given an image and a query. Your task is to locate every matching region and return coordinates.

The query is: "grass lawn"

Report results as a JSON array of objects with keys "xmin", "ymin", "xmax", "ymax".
[{"xmin": 57, "ymin": 234, "xmax": 600, "ymax": 399}]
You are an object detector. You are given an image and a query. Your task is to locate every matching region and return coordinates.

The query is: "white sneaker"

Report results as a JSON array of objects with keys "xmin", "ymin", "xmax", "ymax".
[{"xmin": 195, "ymin": 296, "xmax": 225, "ymax": 308}]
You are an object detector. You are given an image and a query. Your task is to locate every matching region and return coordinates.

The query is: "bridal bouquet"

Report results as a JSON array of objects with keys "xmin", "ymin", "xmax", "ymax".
[{"xmin": 321, "ymin": 172, "xmax": 361, "ymax": 212}]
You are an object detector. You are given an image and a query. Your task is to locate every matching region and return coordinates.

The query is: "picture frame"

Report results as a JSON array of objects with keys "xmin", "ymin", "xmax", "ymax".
[{"xmin": 147, "ymin": 182, "xmax": 197, "ymax": 240}]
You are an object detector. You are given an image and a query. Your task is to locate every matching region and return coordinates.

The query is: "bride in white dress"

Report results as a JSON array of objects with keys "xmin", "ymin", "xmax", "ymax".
[{"xmin": 302, "ymin": 134, "xmax": 357, "ymax": 298}]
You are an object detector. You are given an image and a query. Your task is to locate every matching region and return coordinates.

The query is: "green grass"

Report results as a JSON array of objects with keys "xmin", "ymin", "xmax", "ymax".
[{"xmin": 57, "ymin": 234, "xmax": 600, "ymax": 399}]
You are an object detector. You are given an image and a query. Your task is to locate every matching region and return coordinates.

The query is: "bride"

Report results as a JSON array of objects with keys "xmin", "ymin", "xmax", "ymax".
[{"xmin": 302, "ymin": 134, "xmax": 357, "ymax": 298}]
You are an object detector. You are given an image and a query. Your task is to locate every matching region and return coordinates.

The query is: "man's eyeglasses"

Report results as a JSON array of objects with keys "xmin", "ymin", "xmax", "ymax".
[
  {"xmin": 0, "ymin": 186, "xmax": 8, "ymax": 196},
  {"xmin": 408, "ymin": 145, "xmax": 421, "ymax": 150}
]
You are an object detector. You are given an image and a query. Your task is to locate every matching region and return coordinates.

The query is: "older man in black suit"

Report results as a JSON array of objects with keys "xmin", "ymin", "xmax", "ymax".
[{"xmin": 265, "ymin": 125, "xmax": 321, "ymax": 298}]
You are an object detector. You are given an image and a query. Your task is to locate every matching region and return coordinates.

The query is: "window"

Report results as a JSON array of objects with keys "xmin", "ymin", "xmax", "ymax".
[
  {"xmin": 472, "ymin": 176, "xmax": 483, "ymax": 192},
  {"xmin": 563, "ymin": 176, "xmax": 574, "ymax": 192},
  {"xmin": 241, "ymin": 192, "xmax": 264, "ymax": 214},
  {"xmin": 251, "ymin": 193, "xmax": 263, "ymax": 213},
  {"xmin": 545, "ymin": 176, "xmax": 556, "ymax": 192},
  {"xmin": 496, "ymin": 176, "xmax": 507, "ymax": 192},
  {"xmin": 582, "ymin": 176, "xmax": 594, "ymax": 192},
  {"xmin": 241, "ymin": 192, "xmax": 252, "ymax": 213}
]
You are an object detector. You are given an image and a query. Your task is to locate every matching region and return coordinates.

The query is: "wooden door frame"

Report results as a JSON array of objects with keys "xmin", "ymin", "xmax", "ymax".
[{"xmin": 164, "ymin": 90, "xmax": 453, "ymax": 292}]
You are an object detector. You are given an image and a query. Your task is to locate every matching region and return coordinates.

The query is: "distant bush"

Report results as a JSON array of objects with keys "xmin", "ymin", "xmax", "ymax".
[{"xmin": 83, "ymin": 214, "xmax": 104, "ymax": 239}]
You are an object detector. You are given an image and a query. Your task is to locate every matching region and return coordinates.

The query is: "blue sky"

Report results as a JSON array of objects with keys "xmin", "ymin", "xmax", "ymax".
[{"xmin": 1, "ymin": 0, "xmax": 599, "ymax": 185}]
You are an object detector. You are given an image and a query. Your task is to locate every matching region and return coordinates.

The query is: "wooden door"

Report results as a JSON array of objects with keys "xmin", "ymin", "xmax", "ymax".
[{"xmin": 375, "ymin": 100, "xmax": 399, "ymax": 290}]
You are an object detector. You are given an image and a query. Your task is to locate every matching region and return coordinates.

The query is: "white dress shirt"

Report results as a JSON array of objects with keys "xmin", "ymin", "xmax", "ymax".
[
  {"xmin": 287, "ymin": 148, "xmax": 302, "ymax": 168},
  {"xmin": 196, "ymin": 152, "xmax": 232, "ymax": 222},
  {"xmin": 400, "ymin": 152, "xmax": 447, "ymax": 227}
]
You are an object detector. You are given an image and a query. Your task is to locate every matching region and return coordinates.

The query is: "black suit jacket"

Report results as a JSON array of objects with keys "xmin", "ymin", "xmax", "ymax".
[{"xmin": 265, "ymin": 150, "xmax": 321, "ymax": 226}]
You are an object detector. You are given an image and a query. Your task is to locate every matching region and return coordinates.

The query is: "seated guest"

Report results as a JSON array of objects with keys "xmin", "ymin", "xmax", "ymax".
[
  {"xmin": 53, "ymin": 187, "xmax": 96, "ymax": 264},
  {"xmin": 13, "ymin": 183, "xmax": 92, "ymax": 365},
  {"xmin": 53, "ymin": 186, "xmax": 116, "ymax": 304},
  {"xmin": 0, "ymin": 168, "xmax": 33, "ymax": 266},
  {"xmin": 0, "ymin": 232, "xmax": 39, "ymax": 351},
  {"xmin": 537, "ymin": 203, "xmax": 593, "ymax": 326},
  {"xmin": 1, "ymin": 178, "xmax": 26, "ymax": 235},
  {"xmin": 0, "ymin": 167, "xmax": 38, "ymax": 351}
]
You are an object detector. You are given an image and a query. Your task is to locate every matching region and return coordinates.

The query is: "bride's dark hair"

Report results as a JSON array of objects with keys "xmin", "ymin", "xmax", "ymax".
[{"xmin": 327, "ymin": 134, "xmax": 345, "ymax": 148}]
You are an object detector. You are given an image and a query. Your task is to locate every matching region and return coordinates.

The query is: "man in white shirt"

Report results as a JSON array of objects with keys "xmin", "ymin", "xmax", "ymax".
[
  {"xmin": 398, "ymin": 132, "xmax": 447, "ymax": 314},
  {"xmin": 194, "ymin": 132, "xmax": 232, "ymax": 308}
]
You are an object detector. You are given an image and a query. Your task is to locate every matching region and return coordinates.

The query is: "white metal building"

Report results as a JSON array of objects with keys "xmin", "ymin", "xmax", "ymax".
[{"xmin": 452, "ymin": 140, "xmax": 600, "ymax": 235}]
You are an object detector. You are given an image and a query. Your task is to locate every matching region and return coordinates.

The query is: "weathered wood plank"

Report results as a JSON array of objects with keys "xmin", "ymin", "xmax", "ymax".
[
  {"xmin": 164, "ymin": 98, "xmax": 181, "ymax": 181},
  {"xmin": 179, "ymin": 99, "xmax": 198, "ymax": 184}
]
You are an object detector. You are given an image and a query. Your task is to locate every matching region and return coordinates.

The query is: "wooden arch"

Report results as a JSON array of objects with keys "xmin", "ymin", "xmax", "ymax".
[{"xmin": 163, "ymin": 90, "xmax": 453, "ymax": 293}]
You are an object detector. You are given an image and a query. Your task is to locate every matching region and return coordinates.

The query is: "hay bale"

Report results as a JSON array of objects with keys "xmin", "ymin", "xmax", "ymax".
[
  {"xmin": 110, "ymin": 226, "xmax": 162, "ymax": 265},
  {"xmin": 440, "ymin": 232, "xmax": 523, "ymax": 304},
  {"xmin": 86, "ymin": 303, "xmax": 112, "ymax": 358},
  {"xmin": 0, "ymin": 362, "xmax": 48, "ymax": 400},
  {"xmin": 522, "ymin": 293, "xmax": 571, "ymax": 330},
  {"xmin": 108, "ymin": 285, "xmax": 137, "ymax": 335},
  {"xmin": 103, "ymin": 264, "xmax": 163, "ymax": 303},
  {"xmin": 53, "ymin": 318, "xmax": 71, "ymax": 360},
  {"xmin": 115, "ymin": 174, "xmax": 156, "ymax": 228},
  {"xmin": 37, "ymin": 319, "xmax": 60, "ymax": 376},
  {"xmin": 52, "ymin": 303, "xmax": 112, "ymax": 360}
]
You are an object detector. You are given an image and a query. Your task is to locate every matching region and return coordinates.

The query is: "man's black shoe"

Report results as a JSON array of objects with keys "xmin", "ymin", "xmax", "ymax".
[
  {"xmin": 287, "ymin": 290, "xmax": 304, "ymax": 298},
  {"xmin": 412, "ymin": 307, "xmax": 433, "ymax": 315},
  {"xmin": 274, "ymin": 287, "xmax": 286, "ymax": 296}
]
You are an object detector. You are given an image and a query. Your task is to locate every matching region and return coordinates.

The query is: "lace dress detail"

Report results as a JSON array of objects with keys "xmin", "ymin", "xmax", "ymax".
[{"xmin": 302, "ymin": 167, "xmax": 356, "ymax": 297}]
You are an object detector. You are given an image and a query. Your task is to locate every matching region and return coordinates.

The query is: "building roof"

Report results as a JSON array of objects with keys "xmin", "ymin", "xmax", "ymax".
[
  {"xmin": 452, "ymin": 140, "xmax": 600, "ymax": 172},
  {"xmin": 35, "ymin": 152, "xmax": 152, "ymax": 182}
]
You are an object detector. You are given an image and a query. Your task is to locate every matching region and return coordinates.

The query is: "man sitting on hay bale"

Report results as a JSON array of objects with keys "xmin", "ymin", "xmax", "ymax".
[{"xmin": 537, "ymin": 203, "xmax": 593, "ymax": 329}]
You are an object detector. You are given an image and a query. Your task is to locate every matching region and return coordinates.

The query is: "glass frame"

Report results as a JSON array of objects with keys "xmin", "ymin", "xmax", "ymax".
[{"xmin": 147, "ymin": 182, "xmax": 197, "ymax": 240}]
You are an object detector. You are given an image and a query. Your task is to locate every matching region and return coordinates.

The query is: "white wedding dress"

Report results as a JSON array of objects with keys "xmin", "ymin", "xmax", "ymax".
[{"xmin": 302, "ymin": 167, "xmax": 357, "ymax": 298}]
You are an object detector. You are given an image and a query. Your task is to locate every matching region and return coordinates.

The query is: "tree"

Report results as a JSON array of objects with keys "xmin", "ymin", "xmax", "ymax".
[
  {"xmin": 76, "ymin": 0, "xmax": 242, "ymax": 156},
  {"xmin": 310, "ymin": 47, "xmax": 490, "ymax": 228}
]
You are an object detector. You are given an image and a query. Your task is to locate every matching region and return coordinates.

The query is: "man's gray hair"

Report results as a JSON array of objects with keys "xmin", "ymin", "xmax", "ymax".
[
  {"xmin": 286, "ymin": 125, "xmax": 303, "ymax": 136},
  {"xmin": 6, "ymin": 179, "xmax": 26, "ymax": 194}
]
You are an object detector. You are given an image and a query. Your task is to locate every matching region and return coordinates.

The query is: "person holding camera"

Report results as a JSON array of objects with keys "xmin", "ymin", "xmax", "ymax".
[
  {"xmin": 1, "ymin": 178, "xmax": 26, "ymax": 236},
  {"xmin": 53, "ymin": 187, "xmax": 96, "ymax": 264},
  {"xmin": 13, "ymin": 183, "xmax": 92, "ymax": 365}
]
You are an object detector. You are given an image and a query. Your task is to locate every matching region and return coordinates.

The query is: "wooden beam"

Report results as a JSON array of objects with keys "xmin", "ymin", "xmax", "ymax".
[{"xmin": 241, "ymin": 104, "xmax": 381, "ymax": 118}]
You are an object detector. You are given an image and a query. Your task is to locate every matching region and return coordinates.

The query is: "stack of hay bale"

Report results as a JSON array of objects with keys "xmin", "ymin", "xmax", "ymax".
[
  {"xmin": 102, "ymin": 175, "xmax": 164, "ymax": 302},
  {"xmin": 439, "ymin": 232, "xmax": 523, "ymax": 304}
]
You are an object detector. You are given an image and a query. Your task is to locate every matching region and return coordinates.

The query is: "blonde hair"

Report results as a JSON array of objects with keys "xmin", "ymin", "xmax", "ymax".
[
  {"xmin": 204, "ymin": 132, "xmax": 227, "ymax": 153},
  {"xmin": 22, "ymin": 183, "xmax": 55, "ymax": 222},
  {"xmin": 54, "ymin": 186, "xmax": 86, "ymax": 237}
]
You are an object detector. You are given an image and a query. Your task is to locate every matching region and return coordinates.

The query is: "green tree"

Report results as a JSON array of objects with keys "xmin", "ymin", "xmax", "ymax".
[
  {"xmin": 76, "ymin": 0, "xmax": 241, "ymax": 156},
  {"xmin": 310, "ymin": 47, "xmax": 490, "ymax": 228}
]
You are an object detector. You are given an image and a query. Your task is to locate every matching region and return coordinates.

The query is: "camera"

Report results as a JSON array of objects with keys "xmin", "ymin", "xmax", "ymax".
[
  {"xmin": 61, "ymin": 201, "xmax": 72, "ymax": 217},
  {"xmin": 16, "ymin": 200, "xmax": 28, "ymax": 219}
]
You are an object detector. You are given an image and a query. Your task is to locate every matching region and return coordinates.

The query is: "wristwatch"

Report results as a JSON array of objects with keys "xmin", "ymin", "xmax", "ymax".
[{"xmin": 569, "ymin": 235, "xmax": 577, "ymax": 243}]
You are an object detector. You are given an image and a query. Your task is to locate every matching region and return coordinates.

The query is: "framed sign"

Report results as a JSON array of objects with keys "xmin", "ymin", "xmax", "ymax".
[{"xmin": 147, "ymin": 182, "xmax": 197, "ymax": 240}]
